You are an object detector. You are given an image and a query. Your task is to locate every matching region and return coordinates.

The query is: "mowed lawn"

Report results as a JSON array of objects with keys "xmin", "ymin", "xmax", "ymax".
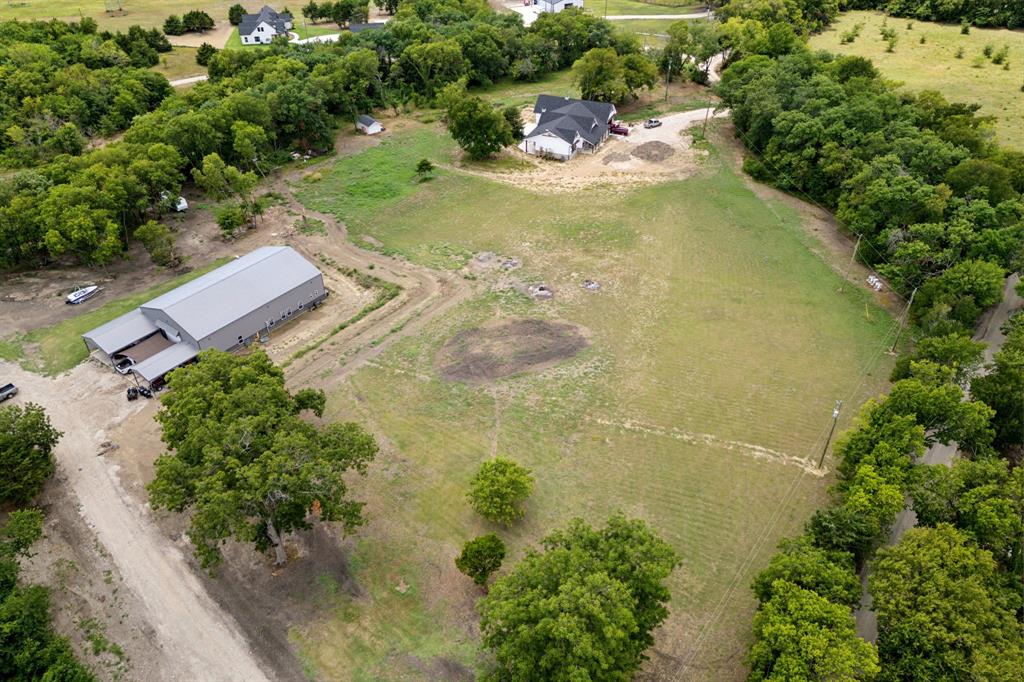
[
  {"xmin": 0, "ymin": 0, "xmax": 238, "ymax": 31},
  {"xmin": 811, "ymin": 11, "xmax": 1024, "ymax": 150},
  {"xmin": 292, "ymin": 128, "xmax": 896, "ymax": 680},
  {"xmin": 587, "ymin": 0, "xmax": 702, "ymax": 16}
]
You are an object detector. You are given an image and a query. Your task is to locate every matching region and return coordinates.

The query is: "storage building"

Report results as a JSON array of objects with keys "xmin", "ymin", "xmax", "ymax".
[{"xmin": 83, "ymin": 246, "xmax": 326, "ymax": 386}]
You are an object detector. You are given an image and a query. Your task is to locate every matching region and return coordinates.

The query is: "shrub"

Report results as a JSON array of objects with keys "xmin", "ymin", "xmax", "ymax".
[
  {"xmin": 992, "ymin": 46, "xmax": 1008, "ymax": 64},
  {"xmin": 982, "ymin": 43, "xmax": 993, "ymax": 58},
  {"xmin": 215, "ymin": 204, "xmax": 246, "ymax": 236},
  {"xmin": 134, "ymin": 220, "xmax": 177, "ymax": 266},
  {"xmin": 163, "ymin": 15, "xmax": 185, "ymax": 35},
  {"xmin": 955, "ymin": 46, "xmax": 964, "ymax": 58},
  {"xmin": 960, "ymin": 19, "xmax": 970, "ymax": 34},
  {"xmin": 196, "ymin": 42, "xmax": 217, "ymax": 66},
  {"xmin": 228, "ymin": 3, "xmax": 247, "ymax": 25},
  {"xmin": 454, "ymin": 534, "xmax": 505, "ymax": 587},
  {"xmin": 468, "ymin": 458, "xmax": 534, "ymax": 526}
]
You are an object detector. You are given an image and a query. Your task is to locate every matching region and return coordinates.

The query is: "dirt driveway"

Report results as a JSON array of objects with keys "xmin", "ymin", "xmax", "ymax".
[
  {"xmin": 0, "ymin": 361, "xmax": 272, "ymax": 681},
  {"xmin": 463, "ymin": 107, "xmax": 729, "ymax": 193}
]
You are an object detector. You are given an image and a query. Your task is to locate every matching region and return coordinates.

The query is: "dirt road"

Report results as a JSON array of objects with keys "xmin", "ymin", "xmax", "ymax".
[
  {"xmin": 0, "ymin": 160, "xmax": 473, "ymax": 678},
  {"xmin": 854, "ymin": 273, "xmax": 1023, "ymax": 641},
  {"xmin": 0, "ymin": 361, "xmax": 272, "ymax": 682}
]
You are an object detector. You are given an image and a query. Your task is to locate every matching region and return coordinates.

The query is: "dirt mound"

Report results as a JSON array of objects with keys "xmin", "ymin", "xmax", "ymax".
[
  {"xmin": 632, "ymin": 140, "xmax": 676, "ymax": 162},
  {"xmin": 438, "ymin": 318, "xmax": 589, "ymax": 383}
]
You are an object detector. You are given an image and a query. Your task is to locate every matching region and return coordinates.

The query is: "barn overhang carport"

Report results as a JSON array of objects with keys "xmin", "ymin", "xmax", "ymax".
[
  {"xmin": 113, "ymin": 333, "xmax": 172, "ymax": 364},
  {"xmin": 131, "ymin": 342, "xmax": 200, "ymax": 387}
]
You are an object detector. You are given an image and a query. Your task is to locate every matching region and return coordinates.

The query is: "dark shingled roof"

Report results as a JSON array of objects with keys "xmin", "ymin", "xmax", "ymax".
[
  {"xmin": 525, "ymin": 95, "xmax": 616, "ymax": 146},
  {"xmin": 357, "ymin": 115, "xmax": 378, "ymax": 126},
  {"xmin": 239, "ymin": 5, "xmax": 292, "ymax": 36}
]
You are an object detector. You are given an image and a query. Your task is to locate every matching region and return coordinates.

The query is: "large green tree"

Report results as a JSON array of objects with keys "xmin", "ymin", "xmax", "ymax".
[
  {"xmin": 0, "ymin": 404, "xmax": 62, "ymax": 505},
  {"xmin": 147, "ymin": 350, "xmax": 377, "ymax": 569},
  {"xmin": 478, "ymin": 514, "xmax": 678, "ymax": 681},
  {"xmin": 748, "ymin": 580, "xmax": 879, "ymax": 681},
  {"xmin": 467, "ymin": 457, "xmax": 534, "ymax": 525},
  {"xmin": 869, "ymin": 524, "xmax": 1024, "ymax": 681},
  {"xmin": 752, "ymin": 535, "xmax": 861, "ymax": 608},
  {"xmin": 445, "ymin": 95, "xmax": 515, "ymax": 160}
]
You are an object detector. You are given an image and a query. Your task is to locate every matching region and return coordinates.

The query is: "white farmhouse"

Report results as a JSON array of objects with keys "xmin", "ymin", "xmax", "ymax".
[
  {"xmin": 537, "ymin": 0, "xmax": 583, "ymax": 13},
  {"xmin": 356, "ymin": 115, "xmax": 383, "ymax": 135},
  {"xmin": 238, "ymin": 5, "xmax": 293, "ymax": 45},
  {"xmin": 519, "ymin": 95, "xmax": 617, "ymax": 161}
]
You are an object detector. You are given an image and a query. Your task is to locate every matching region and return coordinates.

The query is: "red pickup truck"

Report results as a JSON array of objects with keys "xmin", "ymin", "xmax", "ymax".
[{"xmin": 609, "ymin": 122, "xmax": 629, "ymax": 136}]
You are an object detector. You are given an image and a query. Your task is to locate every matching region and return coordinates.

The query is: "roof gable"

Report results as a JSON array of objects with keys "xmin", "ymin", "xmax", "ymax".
[
  {"xmin": 239, "ymin": 5, "xmax": 291, "ymax": 35},
  {"xmin": 141, "ymin": 246, "xmax": 321, "ymax": 340}
]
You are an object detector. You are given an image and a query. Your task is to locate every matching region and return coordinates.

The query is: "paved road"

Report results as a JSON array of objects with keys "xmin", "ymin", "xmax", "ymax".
[
  {"xmin": 168, "ymin": 74, "xmax": 209, "ymax": 88},
  {"xmin": 854, "ymin": 273, "xmax": 1022, "ymax": 641}
]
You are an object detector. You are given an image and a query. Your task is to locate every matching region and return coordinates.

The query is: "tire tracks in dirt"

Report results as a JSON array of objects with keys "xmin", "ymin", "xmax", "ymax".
[{"xmin": 271, "ymin": 175, "xmax": 475, "ymax": 390}]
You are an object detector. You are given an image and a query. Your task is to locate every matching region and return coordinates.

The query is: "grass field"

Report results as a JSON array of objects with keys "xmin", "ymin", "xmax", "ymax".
[
  {"xmin": 0, "ymin": 260, "xmax": 227, "ymax": 376},
  {"xmin": 0, "ymin": 0, "xmax": 238, "ymax": 31},
  {"xmin": 149, "ymin": 46, "xmax": 205, "ymax": 81},
  {"xmin": 292, "ymin": 127, "xmax": 897, "ymax": 679},
  {"xmin": 586, "ymin": 0, "xmax": 702, "ymax": 16},
  {"xmin": 611, "ymin": 17, "xmax": 678, "ymax": 45},
  {"xmin": 810, "ymin": 11, "xmax": 1024, "ymax": 150}
]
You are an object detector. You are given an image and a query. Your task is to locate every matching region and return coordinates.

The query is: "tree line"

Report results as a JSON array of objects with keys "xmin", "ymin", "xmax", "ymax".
[
  {"xmin": 841, "ymin": 0, "xmax": 1024, "ymax": 29},
  {"xmin": 0, "ymin": 2, "xmax": 641, "ymax": 269},
  {"xmin": 713, "ymin": 0, "xmax": 1024, "ymax": 678},
  {"xmin": 0, "ymin": 18, "xmax": 172, "ymax": 167},
  {"xmin": 0, "ymin": 403, "xmax": 95, "ymax": 679}
]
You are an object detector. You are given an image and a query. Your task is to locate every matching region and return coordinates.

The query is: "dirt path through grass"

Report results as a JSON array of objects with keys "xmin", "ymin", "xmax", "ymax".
[{"xmin": 0, "ymin": 361, "xmax": 272, "ymax": 682}]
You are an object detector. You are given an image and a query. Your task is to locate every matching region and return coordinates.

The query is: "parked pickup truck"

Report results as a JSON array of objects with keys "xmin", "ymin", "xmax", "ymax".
[{"xmin": 0, "ymin": 383, "xmax": 17, "ymax": 402}]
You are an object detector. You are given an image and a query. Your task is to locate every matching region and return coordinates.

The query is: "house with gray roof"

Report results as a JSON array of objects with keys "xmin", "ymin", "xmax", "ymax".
[
  {"xmin": 239, "ymin": 5, "xmax": 293, "ymax": 45},
  {"xmin": 519, "ymin": 95, "xmax": 617, "ymax": 161},
  {"xmin": 83, "ymin": 246, "xmax": 326, "ymax": 386}
]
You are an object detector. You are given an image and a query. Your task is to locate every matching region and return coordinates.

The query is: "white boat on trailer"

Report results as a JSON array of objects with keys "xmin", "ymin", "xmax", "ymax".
[{"xmin": 65, "ymin": 285, "xmax": 102, "ymax": 305}]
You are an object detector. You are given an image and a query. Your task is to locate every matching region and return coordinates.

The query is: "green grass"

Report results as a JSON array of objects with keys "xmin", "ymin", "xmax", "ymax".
[
  {"xmin": 149, "ymin": 46, "xmax": 205, "ymax": 81},
  {"xmin": 810, "ymin": 10, "xmax": 1024, "ymax": 150},
  {"xmin": 587, "ymin": 0, "xmax": 702, "ymax": 15},
  {"xmin": 610, "ymin": 17, "xmax": 679, "ymax": 45},
  {"xmin": 2, "ymin": 259, "xmax": 228, "ymax": 376},
  {"xmin": 294, "ymin": 128, "xmax": 896, "ymax": 679},
  {"xmin": 0, "ymin": 0, "xmax": 240, "ymax": 32},
  {"xmin": 476, "ymin": 69, "xmax": 578, "ymax": 109}
]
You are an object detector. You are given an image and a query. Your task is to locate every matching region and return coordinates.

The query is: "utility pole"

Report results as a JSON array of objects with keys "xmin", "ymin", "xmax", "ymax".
[
  {"xmin": 839, "ymin": 233, "xmax": 862, "ymax": 294},
  {"xmin": 701, "ymin": 103, "xmax": 712, "ymax": 136},
  {"xmin": 604, "ymin": 0, "xmax": 608, "ymax": 18},
  {"xmin": 818, "ymin": 400, "xmax": 843, "ymax": 468},
  {"xmin": 664, "ymin": 60, "xmax": 671, "ymax": 102},
  {"xmin": 889, "ymin": 287, "xmax": 918, "ymax": 354}
]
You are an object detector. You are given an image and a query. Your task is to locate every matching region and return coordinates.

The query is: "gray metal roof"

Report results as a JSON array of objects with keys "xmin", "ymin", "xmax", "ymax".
[
  {"xmin": 141, "ymin": 246, "xmax": 321, "ymax": 341},
  {"xmin": 357, "ymin": 115, "xmax": 378, "ymax": 126},
  {"xmin": 82, "ymin": 309, "xmax": 159, "ymax": 355},
  {"xmin": 239, "ymin": 5, "xmax": 292, "ymax": 36},
  {"xmin": 132, "ymin": 342, "xmax": 199, "ymax": 382}
]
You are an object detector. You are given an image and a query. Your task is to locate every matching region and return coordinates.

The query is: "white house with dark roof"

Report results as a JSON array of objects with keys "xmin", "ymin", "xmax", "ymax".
[
  {"xmin": 82, "ymin": 246, "xmax": 326, "ymax": 386},
  {"xmin": 519, "ymin": 95, "xmax": 617, "ymax": 161},
  {"xmin": 356, "ymin": 115, "xmax": 383, "ymax": 135},
  {"xmin": 537, "ymin": 0, "xmax": 583, "ymax": 13},
  {"xmin": 239, "ymin": 5, "xmax": 293, "ymax": 45}
]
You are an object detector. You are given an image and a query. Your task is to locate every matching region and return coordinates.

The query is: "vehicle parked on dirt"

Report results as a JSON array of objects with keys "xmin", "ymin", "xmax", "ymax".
[
  {"xmin": 609, "ymin": 122, "xmax": 629, "ymax": 136},
  {"xmin": 138, "ymin": 386, "xmax": 153, "ymax": 399},
  {"xmin": 115, "ymin": 358, "xmax": 135, "ymax": 375},
  {"xmin": 644, "ymin": 118, "xmax": 662, "ymax": 129},
  {"xmin": 0, "ymin": 383, "xmax": 17, "ymax": 402},
  {"xmin": 126, "ymin": 387, "xmax": 139, "ymax": 401},
  {"xmin": 66, "ymin": 285, "xmax": 101, "ymax": 305}
]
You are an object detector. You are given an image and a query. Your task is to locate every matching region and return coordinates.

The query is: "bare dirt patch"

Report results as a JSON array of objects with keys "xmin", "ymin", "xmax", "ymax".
[
  {"xmin": 631, "ymin": 140, "xmax": 675, "ymax": 162},
  {"xmin": 437, "ymin": 318, "xmax": 589, "ymax": 383}
]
